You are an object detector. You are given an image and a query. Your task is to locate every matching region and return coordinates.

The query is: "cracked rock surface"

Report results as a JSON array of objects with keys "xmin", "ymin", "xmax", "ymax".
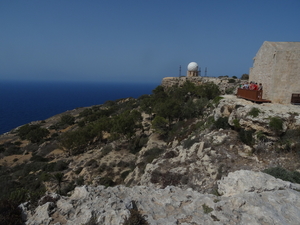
[{"xmin": 24, "ymin": 170, "xmax": 300, "ymax": 225}]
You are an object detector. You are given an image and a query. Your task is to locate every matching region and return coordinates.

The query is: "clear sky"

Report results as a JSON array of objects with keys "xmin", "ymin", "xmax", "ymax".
[{"xmin": 1, "ymin": 0, "xmax": 300, "ymax": 83}]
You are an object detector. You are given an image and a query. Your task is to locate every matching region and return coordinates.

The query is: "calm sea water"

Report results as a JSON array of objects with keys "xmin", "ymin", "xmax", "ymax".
[{"xmin": 0, "ymin": 80, "xmax": 159, "ymax": 134}]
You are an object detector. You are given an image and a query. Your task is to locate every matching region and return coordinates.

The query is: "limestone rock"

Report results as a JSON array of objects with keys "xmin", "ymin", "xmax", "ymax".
[
  {"xmin": 24, "ymin": 170, "xmax": 300, "ymax": 225},
  {"xmin": 218, "ymin": 170, "xmax": 300, "ymax": 196}
]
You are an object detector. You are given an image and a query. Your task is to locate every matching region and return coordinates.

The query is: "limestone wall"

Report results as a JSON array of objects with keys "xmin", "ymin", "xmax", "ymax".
[{"xmin": 249, "ymin": 41, "xmax": 300, "ymax": 104}]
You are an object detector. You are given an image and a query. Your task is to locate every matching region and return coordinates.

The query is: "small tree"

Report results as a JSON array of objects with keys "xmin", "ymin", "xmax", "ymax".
[
  {"xmin": 152, "ymin": 116, "xmax": 168, "ymax": 136},
  {"xmin": 60, "ymin": 114, "xmax": 75, "ymax": 125},
  {"xmin": 241, "ymin": 74, "xmax": 249, "ymax": 80},
  {"xmin": 17, "ymin": 124, "xmax": 50, "ymax": 143},
  {"xmin": 269, "ymin": 117, "xmax": 283, "ymax": 134},
  {"xmin": 52, "ymin": 172, "xmax": 65, "ymax": 194}
]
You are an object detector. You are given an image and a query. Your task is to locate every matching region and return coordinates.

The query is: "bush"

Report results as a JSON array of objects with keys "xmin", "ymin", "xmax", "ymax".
[
  {"xmin": 129, "ymin": 135, "xmax": 149, "ymax": 154},
  {"xmin": 3, "ymin": 145, "xmax": 22, "ymax": 156},
  {"xmin": 183, "ymin": 137, "xmax": 199, "ymax": 149},
  {"xmin": 212, "ymin": 96, "xmax": 223, "ymax": 105},
  {"xmin": 248, "ymin": 107, "xmax": 260, "ymax": 117},
  {"xmin": 225, "ymin": 87, "xmax": 235, "ymax": 94},
  {"xmin": 232, "ymin": 119, "xmax": 241, "ymax": 130},
  {"xmin": 101, "ymin": 145, "xmax": 113, "ymax": 156},
  {"xmin": 263, "ymin": 167, "xmax": 300, "ymax": 184},
  {"xmin": 228, "ymin": 78, "xmax": 235, "ymax": 83},
  {"xmin": 143, "ymin": 147, "xmax": 164, "ymax": 163},
  {"xmin": 202, "ymin": 204, "xmax": 213, "ymax": 214},
  {"xmin": 239, "ymin": 129, "xmax": 254, "ymax": 146},
  {"xmin": 17, "ymin": 124, "xmax": 50, "ymax": 143},
  {"xmin": 241, "ymin": 74, "xmax": 249, "ymax": 80},
  {"xmin": 214, "ymin": 117, "xmax": 230, "ymax": 129},
  {"xmin": 269, "ymin": 117, "xmax": 283, "ymax": 133},
  {"xmin": 60, "ymin": 114, "xmax": 75, "ymax": 125},
  {"xmin": 152, "ymin": 116, "xmax": 169, "ymax": 136}
]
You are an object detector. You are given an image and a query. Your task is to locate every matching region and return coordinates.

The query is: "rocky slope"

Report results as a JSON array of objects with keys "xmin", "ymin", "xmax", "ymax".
[
  {"xmin": 1, "ymin": 79, "xmax": 300, "ymax": 224},
  {"xmin": 23, "ymin": 170, "xmax": 300, "ymax": 225}
]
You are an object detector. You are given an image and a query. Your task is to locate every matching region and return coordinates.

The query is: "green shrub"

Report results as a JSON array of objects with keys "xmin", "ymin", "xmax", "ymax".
[
  {"xmin": 263, "ymin": 167, "xmax": 300, "ymax": 184},
  {"xmin": 239, "ymin": 129, "xmax": 254, "ymax": 146},
  {"xmin": 233, "ymin": 119, "xmax": 241, "ymax": 130},
  {"xmin": 183, "ymin": 137, "xmax": 199, "ymax": 149},
  {"xmin": 241, "ymin": 74, "xmax": 249, "ymax": 80},
  {"xmin": 228, "ymin": 78, "xmax": 235, "ymax": 83},
  {"xmin": 269, "ymin": 117, "xmax": 283, "ymax": 133},
  {"xmin": 279, "ymin": 128, "xmax": 300, "ymax": 152},
  {"xmin": 39, "ymin": 172, "xmax": 52, "ymax": 182},
  {"xmin": 201, "ymin": 82, "xmax": 221, "ymax": 100},
  {"xmin": 212, "ymin": 96, "xmax": 223, "ymax": 106},
  {"xmin": 214, "ymin": 117, "xmax": 230, "ymax": 129},
  {"xmin": 101, "ymin": 145, "xmax": 113, "ymax": 156},
  {"xmin": 202, "ymin": 204, "xmax": 213, "ymax": 214},
  {"xmin": 17, "ymin": 124, "xmax": 49, "ymax": 143},
  {"xmin": 60, "ymin": 114, "xmax": 75, "ymax": 125},
  {"xmin": 129, "ymin": 135, "xmax": 149, "ymax": 154},
  {"xmin": 256, "ymin": 130, "xmax": 267, "ymax": 141},
  {"xmin": 152, "ymin": 116, "xmax": 169, "ymax": 136},
  {"xmin": 143, "ymin": 147, "xmax": 164, "ymax": 163},
  {"xmin": 225, "ymin": 87, "xmax": 235, "ymax": 94},
  {"xmin": 248, "ymin": 107, "xmax": 260, "ymax": 117},
  {"xmin": 3, "ymin": 145, "xmax": 22, "ymax": 156}
]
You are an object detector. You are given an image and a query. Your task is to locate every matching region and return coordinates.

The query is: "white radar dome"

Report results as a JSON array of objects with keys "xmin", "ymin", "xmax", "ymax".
[{"xmin": 187, "ymin": 62, "xmax": 198, "ymax": 71}]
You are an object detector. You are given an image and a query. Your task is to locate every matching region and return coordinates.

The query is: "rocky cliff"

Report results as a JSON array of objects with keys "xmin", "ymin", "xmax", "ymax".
[
  {"xmin": 23, "ymin": 170, "xmax": 300, "ymax": 225},
  {"xmin": 1, "ymin": 78, "xmax": 300, "ymax": 224}
]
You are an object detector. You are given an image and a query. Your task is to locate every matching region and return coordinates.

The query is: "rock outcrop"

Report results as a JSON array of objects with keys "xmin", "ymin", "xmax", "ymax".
[
  {"xmin": 24, "ymin": 170, "xmax": 300, "ymax": 225},
  {"xmin": 161, "ymin": 76, "xmax": 241, "ymax": 95},
  {"xmin": 215, "ymin": 95, "xmax": 300, "ymax": 135},
  {"xmin": 2, "ymin": 78, "xmax": 300, "ymax": 224}
]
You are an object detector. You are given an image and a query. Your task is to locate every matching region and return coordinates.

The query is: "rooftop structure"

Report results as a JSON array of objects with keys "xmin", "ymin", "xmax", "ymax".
[{"xmin": 187, "ymin": 62, "xmax": 199, "ymax": 77}]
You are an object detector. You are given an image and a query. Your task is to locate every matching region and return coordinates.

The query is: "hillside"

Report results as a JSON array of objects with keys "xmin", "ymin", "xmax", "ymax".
[{"xmin": 1, "ymin": 77, "xmax": 300, "ymax": 224}]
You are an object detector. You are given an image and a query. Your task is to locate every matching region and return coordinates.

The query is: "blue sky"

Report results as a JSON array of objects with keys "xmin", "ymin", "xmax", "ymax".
[{"xmin": 1, "ymin": 0, "xmax": 299, "ymax": 83}]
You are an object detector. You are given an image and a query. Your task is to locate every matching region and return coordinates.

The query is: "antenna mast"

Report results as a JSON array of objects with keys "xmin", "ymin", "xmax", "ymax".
[
  {"xmin": 205, "ymin": 67, "xmax": 207, "ymax": 76},
  {"xmin": 179, "ymin": 65, "xmax": 181, "ymax": 77}
]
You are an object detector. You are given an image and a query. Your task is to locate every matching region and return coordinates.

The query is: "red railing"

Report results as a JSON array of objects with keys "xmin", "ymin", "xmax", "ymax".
[
  {"xmin": 236, "ymin": 88, "xmax": 271, "ymax": 103},
  {"xmin": 291, "ymin": 94, "xmax": 300, "ymax": 104}
]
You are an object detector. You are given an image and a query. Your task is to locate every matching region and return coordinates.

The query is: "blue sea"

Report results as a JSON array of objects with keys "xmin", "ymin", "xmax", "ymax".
[{"xmin": 0, "ymin": 80, "xmax": 159, "ymax": 134}]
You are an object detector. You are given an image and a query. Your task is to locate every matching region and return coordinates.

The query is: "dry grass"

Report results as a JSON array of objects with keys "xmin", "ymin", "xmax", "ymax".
[{"xmin": 0, "ymin": 152, "xmax": 32, "ymax": 167}]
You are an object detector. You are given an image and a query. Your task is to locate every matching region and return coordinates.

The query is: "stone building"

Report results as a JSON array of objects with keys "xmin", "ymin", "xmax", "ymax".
[{"xmin": 249, "ymin": 41, "xmax": 300, "ymax": 104}]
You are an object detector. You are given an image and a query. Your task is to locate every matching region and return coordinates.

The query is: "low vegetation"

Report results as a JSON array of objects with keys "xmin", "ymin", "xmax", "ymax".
[
  {"xmin": 2, "ymin": 77, "xmax": 300, "ymax": 223},
  {"xmin": 263, "ymin": 167, "xmax": 300, "ymax": 184},
  {"xmin": 269, "ymin": 116, "xmax": 283, "ymax": 133},
  {"xmin": 248, "ymin": 107, "xmax": 260, "ymax": 117}
]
